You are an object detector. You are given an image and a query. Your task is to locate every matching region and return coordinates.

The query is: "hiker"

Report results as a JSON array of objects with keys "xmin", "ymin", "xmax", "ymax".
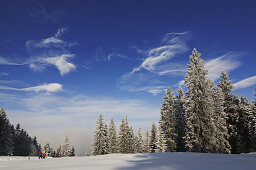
[
  {"xmin": 43, "ymin": 153, "xmax": 46, "ymax": 159},
  {"xmin": 39, "ymin": 152, "xmax": 42, "ymax": 159}
]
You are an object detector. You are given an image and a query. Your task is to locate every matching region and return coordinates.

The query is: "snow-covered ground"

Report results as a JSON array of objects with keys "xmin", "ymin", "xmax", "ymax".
[{"xmin": 1, "ymin": 152, "xmax": 256, "ymax": 170}]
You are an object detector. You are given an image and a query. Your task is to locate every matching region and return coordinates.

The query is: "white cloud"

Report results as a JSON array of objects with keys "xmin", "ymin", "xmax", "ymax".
[
  {"xmin": 42, "ymin": 54, "xmax": 76, "ymax": 75},
  {"xmin": 55, "ymin": 28, "xmax": 67, "ymax": 37},
  {"xmin": 0, "ymin": 57, "xmax": 26, "ymax": 65},
  {"xmin": 233, "ymin": 76, "xmax": 256, "ymax": 89},
  {"xmin": 118, "ymin": 32, "xmax": 189, "ymax": 94},
  {"xmin": 132, "ymin": 43, "xmax": 187, "ymax": 73},
  {"xmin": 0, "ymin": 28, "xmax": 77, "ymax": 76},
  {"xmin": 26, "ymin": 27, "xmax": 76, "ymax": 49},
  {"xmin": 0, "ymin": 72, "xmax": 9, "ymax": 76},
  {"xmin": 106, "ymin": 53, "xmax": 128, "ymax": 61},
  {"xmin": 205, "ymin": 52, "xmax": 242, "ymax": 81},
  {"xmin": 0, "ymin": 83, "xmax": 62, "ymax": 93},
  {"xmin": 158, "ymin": 69, "xmax": 185, "ymax": 75}
]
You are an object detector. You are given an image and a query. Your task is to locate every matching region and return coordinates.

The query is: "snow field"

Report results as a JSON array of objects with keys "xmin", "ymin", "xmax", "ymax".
[{"xmin": 1, "ymin": 152, "xmax": 256, "ymax": 170}]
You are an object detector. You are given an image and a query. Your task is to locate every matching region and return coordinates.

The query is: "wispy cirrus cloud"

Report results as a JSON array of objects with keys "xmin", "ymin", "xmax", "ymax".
[
  {"xmin": 233, "ymin": 76, "xmax": 256, "ymax": 89},
  {"xmin": 26, "ymin": 28, "xmax": 77, "ymax": 49},
  {"xmin": 0, "ymin": 83, "xmax": 62, "ymax": 93},
  {"xmin": 130, "ymin": 32, "xmax": 189, "ymax": 75},
  {"xmin": 0, "ymin": 72, "xmax": 9, "ymax": 76},
  {"xmin": 205, "ymin": 52, "xmax": 242, "ymax": 81},
  {"xmin": 0, "ymin": 28, "xmax": 77, "ymax": 76},
  {"xmin": 28, "ymin": 2, "xmax": 65, "ymax": 23},
  {"xmin": 0, "ymin": 57, "xmax": 27, "ymax": 66},
  {"xmin": 30, "ymin": 54, "xmax": 76, "ymax": 76},
  {"xmin": 117, "ymin": 32, "xmax": 190, "ymax": 95},
  {"xmin": 106, "ymin": 53, "xmax": 128, "ymax": 61}
]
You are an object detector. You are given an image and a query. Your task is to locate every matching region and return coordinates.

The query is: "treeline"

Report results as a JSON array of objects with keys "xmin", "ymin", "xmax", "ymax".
[
  {"xmin": 158, "ymin": 49, "xmax": 256, "ymax": 154},
  {"xmin": 92, "ymin": 115, "xmax": 151, "ymax": 155},
  {"xmin": 42, "ymin": 136, "xmax": 75, "ymax": 157},
  {"xmin": 0, "ymin": 108, "xmax": 41, "ymax": 156},
  {"xmin": 92, "ymin": 49, "xmax": 256, "ymax": 155}
]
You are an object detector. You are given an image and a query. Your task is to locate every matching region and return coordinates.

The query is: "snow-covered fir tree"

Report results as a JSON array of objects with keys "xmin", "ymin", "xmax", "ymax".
[
  {"xmin": 92, "ymin": 114, "xmax": 108, "ymax": 155},
  {"xmin": 70, "ymin": 146, "xmax": 75, "ymax": 156},
  {"xmin": 157, "ymin": 124, "xmax": 167, "ymax": 152},
  {"xmin": 212, "ymin": 86, "xmax": 231, "ymax": 153},
  {"xmin": 143, "ymin": 130, "xmax": 150, "ymax": 153},
  {"xmin": 159, "ymin": 86, "xmax": 177, "ymax": 152},
  {"xmin": 127, "ymin": 126, "xmax": 136, "ymax": 153},
  {"xmin": 44, "ymin": 142, "xmax": 53, "ymax": 156},
  {"xmin": 251, "ymin": 88, "xmax": 256, "ymax": 151},
  {"xmin": 149, "ymin": 122, "xmax": 158, "ymax": 153},
  {"xmin": 56, "ymin": 145, "xmax": 62, "ymax": 157},
  {"xmin": 218, "ymin": 71, "xmax": 240, "ymax": 153},
  {"xmin": 175, "ymin": 86, "xmax": 186, "ymax": 152},
  {"xmin": 108, "ymin": 118, "xmax": 118, "ymax": 153},
  {"xmin": 184, "ymin": 48, "xmax": 216, "ymax": 153},
  {"xmin": 237, "ymin": 97, "xmax": 254, "ymax": 153},
  {"xmin": 118, "ymin": 116, "xmax": 134, "ymax": 153},
  {"xmin": 0, "ymin": 108, "xmax": 13, "ymax": 155},
  {"xmin": 62, "ymin": 136, "xmax": 71, "ymax": 156},
  {"xmin": 135, "ymin": 128, "xmax": 144, "ymax": 153}
]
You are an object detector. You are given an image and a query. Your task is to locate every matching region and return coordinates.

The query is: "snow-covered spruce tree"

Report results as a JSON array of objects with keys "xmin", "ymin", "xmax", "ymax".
[
  {"xmin": 157, "ymin": 123, "xmax": 167, "ymax": 152},
  {"xmin": 62, "ymin": 136, "xmax": 71, "ymax": 156},
  {"xmin": 184, "ymin": 48, "xmax": 216, "ymax": 153},
  {"xmin": 237, "ymin": 97, "xmax": 254, "ymax": 153},
  {"xmin": 127, "ymin": 126, "xmax": 136, "ymax": 153},
  {"xmin": 44, "ymin": 142, "xmax": 53, "ymax": 156},
  {"xmin": 108, "ymin": 118, "xmax": 118, "ymax": 153},
  {"xmin": 159, "ymin": 86, "xmax": 177, "ymax": 152},
  {"xmin": 91, "ymin": 114, "xmax": 108, "ymax": 155},
  {"xmin": 118, "ymin": 117, "xmax": 127, "ymax": 153},
  {"xmin": 0, "ymin": 108, "xmax": 14, "ymax": 155},
  {"xmin": 175, "ymin": 86, "xmax": 186, "ymax": 152},
  {"xmin": 56, "ymin": 145, "xmax": 62, "ymax": 157},
  {"xmin": 118, "ymin": 116, "xmax": 135, "ymax": 153},
  {"xmin": 149, "ymin": 122, "xmax": 158, "ymax": 153},
  {"xmin": 212, "ymin": 87, "xmax": 231, "ymax": 153},
  {"xmin": 143, "ymin": 130, "xmax": 150, "ymax": 153},
  {"xmin": 251, "ymin": 88, "xmax": 256, "ymax": 151},
  {"xmin": 70, "ymin": 146, "xmax": 75, "ymax": 156},
  {"xmin": 135, "ymin": 128, "xmax": 144, "ymax": 153},
  {"xmin": 218, "ymin": 71, "xmax": 240, "ymax": 153}
]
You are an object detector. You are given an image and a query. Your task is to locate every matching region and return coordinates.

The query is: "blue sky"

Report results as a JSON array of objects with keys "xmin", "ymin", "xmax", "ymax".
[{"xmin": 0, "ymin": 0, "xmax": 256, "ymax": 154}]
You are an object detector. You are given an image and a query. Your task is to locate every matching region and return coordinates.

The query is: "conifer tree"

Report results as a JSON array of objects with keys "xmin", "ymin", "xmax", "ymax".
[
  {"xmin": 237, "ymin": 97, "xmax": 253, "ymax": 153},
  {"xmin": 218, "ymin": 71, "xmax": 240, "ymax": 153},
  {"xmin": 135, "ymin": 128, "xmax": 144, "ymax": 153},
  {"xmin": 44, "ymin": 142, "xmax": 53, "ymax": 156},
  {"xmin": 184, "ymin": 48, "xmax": 216, "ymax": 152},
  {"xmin": 212, "ymin": 87, "xmax": 231, "ymax": 153},
  {"xmin": 143, "ymin": 130, "xmax": 150, "ymax": 153},
  {"xmin": 0, "ymin": 108, "xmax": 13, "ymax": 155},
  {"xmin": 149, "ymin": 122, "xmax": 158, "ymax": 153},
  {"xmin": 70, "ymin": 146, "xmax": 75, "ymax": 156},
  {"xmin": 157, "ymin": 124, "xmax": 167, "ymax": 152},
  {"xmin": 91, "ymin": 114, "xmax": 108, "ymax": 155},
  {"xmin": 108, "ymin": 118, "xmax": 118, "ymax": 153},
  {"xmin": 62, "ymin": 136, "xmax": 71, "ymax": 156},
  {"xmin": 175, "ymin": 86, "xmax": 186, "ymax": 152},
  {"xmin": 127, "ymin": 126, "xmax": 136, "ymax": 153},
  {"xmin": 159, "ymin": 86, "xmax": 177, "ymax": 152},
  {"xmin": 118, "ymin": 116, "xmax": 134, "ymax": 153},
  {"xmin": 251, "ymin": 88, "xmax": 256, "ymax": 151},
  {"xmin": 56, "ymin": 145, "xmax": 62, "ymax": 157}
]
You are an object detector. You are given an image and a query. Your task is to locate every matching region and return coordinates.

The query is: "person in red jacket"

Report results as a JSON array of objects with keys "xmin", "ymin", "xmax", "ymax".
[{"xmin": 42, "ymin": 153, "xmax": 46, "ymax": 159}]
